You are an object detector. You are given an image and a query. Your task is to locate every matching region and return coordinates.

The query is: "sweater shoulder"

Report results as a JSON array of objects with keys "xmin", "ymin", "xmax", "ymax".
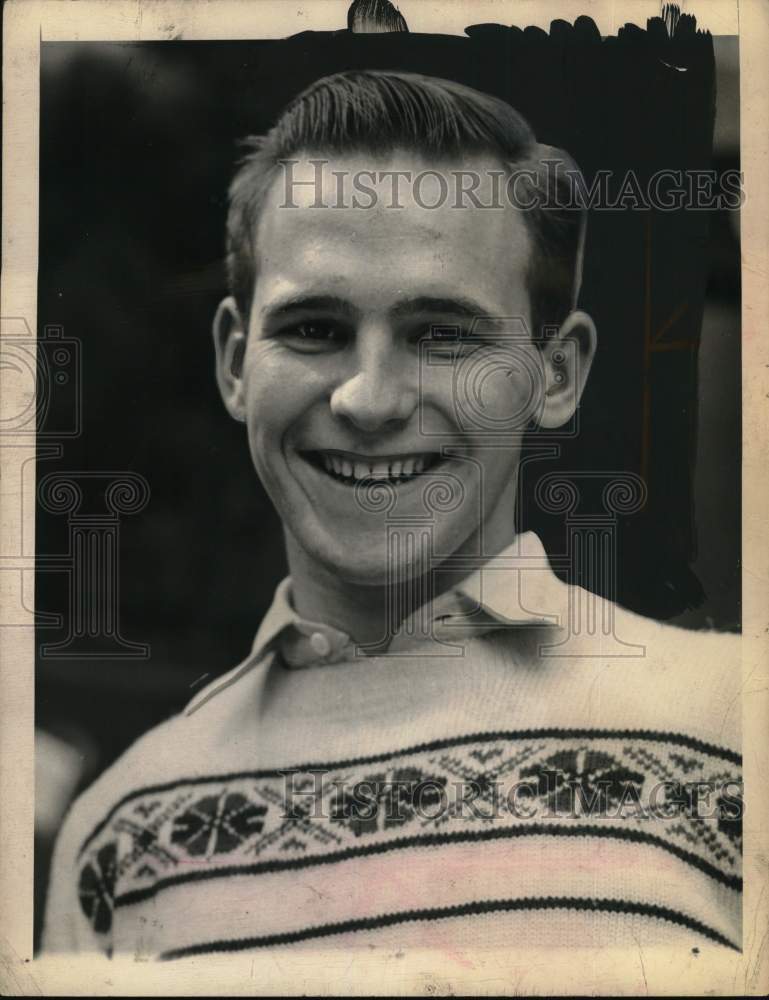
[
  {"xmin": 58, "ymin": 712, "xmax": 187, "ymax": 855},
  {"xmin": 59, "ymin": 653, "xmax": 268, "ymax": 852},
  {"xmin": 602, "ymin": 598, "xmax": 742, "ymax": 751},
  {"xmin": 612, "ymin": 598, "xmax": 741, "ymax": 670}
]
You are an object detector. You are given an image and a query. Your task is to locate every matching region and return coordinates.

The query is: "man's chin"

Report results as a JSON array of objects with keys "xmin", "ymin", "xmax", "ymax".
[{"xmin": 307, "ymin": 540, "xmax": 432, "ymax": 588}]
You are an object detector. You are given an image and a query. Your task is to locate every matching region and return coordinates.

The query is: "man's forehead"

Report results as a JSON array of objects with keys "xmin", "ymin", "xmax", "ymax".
[{"xmin": 255, "ymin": 149, "xmax": 532, "ymax": 263}]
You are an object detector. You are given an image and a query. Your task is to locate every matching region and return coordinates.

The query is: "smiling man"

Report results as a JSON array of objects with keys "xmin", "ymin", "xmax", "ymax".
[
  {"xmin": 43, "ymin": 71, "xmax": 741, "ymax": 959},
  {"xmin": 214, "ymin": 150, "xmax": 591, "ymax": 644}
]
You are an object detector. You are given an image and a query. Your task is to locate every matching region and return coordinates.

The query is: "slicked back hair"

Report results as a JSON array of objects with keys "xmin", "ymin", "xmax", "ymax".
[{"xmin": 226, "ymin": 70, "xmax": 587, "ymax": 341}]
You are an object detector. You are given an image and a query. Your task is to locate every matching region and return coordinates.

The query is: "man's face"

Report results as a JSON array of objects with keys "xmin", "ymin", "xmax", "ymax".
[{"xmin": 228, "ymin": 152, "xmax": 549, "ymax": 585}]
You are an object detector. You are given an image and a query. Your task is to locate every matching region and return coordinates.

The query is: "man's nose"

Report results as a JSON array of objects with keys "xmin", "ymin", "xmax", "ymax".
[{"xmin": 329, "ymin": 330, "xmax": 418, "ymax": 433}]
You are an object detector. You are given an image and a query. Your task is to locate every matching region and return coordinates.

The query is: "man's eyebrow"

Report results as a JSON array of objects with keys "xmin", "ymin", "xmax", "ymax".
[
  {"xmin": 388, "ymin": 296, "xmax": 488, "ymax": 321},
  {"xmin": 260, "ymin": 294, "xmax": 493, "ymax": 325},
  {"xmin": 260, "ymin": 295, "xmax": 358, "ymax": 321}
]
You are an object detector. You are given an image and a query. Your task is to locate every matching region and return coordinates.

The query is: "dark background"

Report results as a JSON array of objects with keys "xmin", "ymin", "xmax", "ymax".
[{"xmin": 34, "ymin": 19, "xmax": 740, "ymax": 945}]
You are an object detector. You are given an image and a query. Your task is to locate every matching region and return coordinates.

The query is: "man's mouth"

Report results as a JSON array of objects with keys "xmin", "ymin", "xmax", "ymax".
[{"xmin": 302, "ymin": 449, "xmax": 444, "ymax": 486}]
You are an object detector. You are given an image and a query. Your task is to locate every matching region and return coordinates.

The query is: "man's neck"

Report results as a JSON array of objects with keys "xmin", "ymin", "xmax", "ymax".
[{"xmin": 283, "ymin": 521, "xmax": 517, "ymax": 647}]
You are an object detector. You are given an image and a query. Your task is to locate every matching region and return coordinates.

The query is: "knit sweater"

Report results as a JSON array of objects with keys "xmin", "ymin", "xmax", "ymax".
[{"xmin": 42, "ymin": 533, "xmax": 742, "ymax": 959}]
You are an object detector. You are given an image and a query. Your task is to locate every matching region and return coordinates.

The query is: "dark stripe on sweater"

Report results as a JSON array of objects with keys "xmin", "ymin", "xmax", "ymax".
[
  {"xmin": 159, "ymin": 896, "xmax": 740, "ymax": 959},
  {"xmin": 114, "ymin": 821, "xmax": 741, "ymax": 911}
]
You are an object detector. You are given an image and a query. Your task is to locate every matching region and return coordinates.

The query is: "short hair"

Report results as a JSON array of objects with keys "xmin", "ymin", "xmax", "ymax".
[{"xmin": 226, "ymin": 70, "xmax": 586, "ymax": 340}]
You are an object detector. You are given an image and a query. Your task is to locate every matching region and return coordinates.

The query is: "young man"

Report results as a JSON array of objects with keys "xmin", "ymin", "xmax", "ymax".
[{"xmin": 43, "ymin": 71, "xmax": 741, "ymax": 959}]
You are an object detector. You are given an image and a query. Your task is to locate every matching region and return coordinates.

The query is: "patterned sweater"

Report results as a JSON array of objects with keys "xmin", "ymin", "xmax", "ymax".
[{"xmin": 42, "ymin": 533, "xmax": 742, "ymax": 959}]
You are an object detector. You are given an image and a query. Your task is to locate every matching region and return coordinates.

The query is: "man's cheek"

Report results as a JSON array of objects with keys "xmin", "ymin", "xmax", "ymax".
[
  {"xmin": 494, "ymin": 364, "xmax": 543, "ymax": 428},
  {"xmin": 449, "ymin": 375, "xmax": 529, "ymax": 436}
]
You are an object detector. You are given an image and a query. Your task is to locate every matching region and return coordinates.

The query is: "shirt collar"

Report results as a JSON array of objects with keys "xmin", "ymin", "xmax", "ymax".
[
  {"xmin": 451, "ymin": 530, "xmax": 564, "ymax": 629},
  {"xmin": 252, "ymin": 531, "xmax": 567, "ymax": 669},
  {"xmin": 250, "ymin": 577, "xmax": 353, "ymax": 668}
]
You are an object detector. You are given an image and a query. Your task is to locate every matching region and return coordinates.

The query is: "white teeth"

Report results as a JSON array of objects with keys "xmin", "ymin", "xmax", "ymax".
[{"xmin": 317, "ymin": 453, "xmax": 438, "ymax": 483}]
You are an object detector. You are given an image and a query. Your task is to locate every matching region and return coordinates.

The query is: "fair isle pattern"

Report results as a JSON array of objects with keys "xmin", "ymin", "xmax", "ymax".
[{"xmin": 75, "ymin": 728, "xmax": 742, "ymax": 948}]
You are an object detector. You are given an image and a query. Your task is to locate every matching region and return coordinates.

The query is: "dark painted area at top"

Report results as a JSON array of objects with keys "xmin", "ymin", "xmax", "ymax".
[{"xmin": 35, "ymin": 17, "xmax": 740, "ymax": 787}]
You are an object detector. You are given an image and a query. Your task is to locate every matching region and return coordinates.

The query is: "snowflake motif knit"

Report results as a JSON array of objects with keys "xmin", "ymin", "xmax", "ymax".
[{"xmin": 43, "ymin": 533, "xmax": 742, "ymax": 959}]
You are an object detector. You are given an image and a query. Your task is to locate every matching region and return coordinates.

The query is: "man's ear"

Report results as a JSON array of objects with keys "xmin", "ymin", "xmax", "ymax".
[
  {"xmin": 213, "ymin": 296, "xmax": 248, "ymax": 423},
  {"xmin": 536, "ymin": 310, "xmax": 597, "ymax": 429}
]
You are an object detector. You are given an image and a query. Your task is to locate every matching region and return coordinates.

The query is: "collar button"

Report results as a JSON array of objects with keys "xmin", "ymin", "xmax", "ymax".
[{"xmin": 309, "ymin": 631, "xmax": 332, "ymax": 658}]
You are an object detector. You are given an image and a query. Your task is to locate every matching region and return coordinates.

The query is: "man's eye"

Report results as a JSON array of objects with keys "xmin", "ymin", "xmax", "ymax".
[
  {"xmin": 294, "ymin": 321, "xmax": 344, "ymax": 340},
  {"xmin": 430, "ymin": 326, "xmax": 464, "ymax": 341},
  {"xmin": 280, "ymin": 321, "xmax": 348, "ymax": 351},
  {"xmin": 416, "ymin": 327, "xmax": 480, "ymax": 352}
]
